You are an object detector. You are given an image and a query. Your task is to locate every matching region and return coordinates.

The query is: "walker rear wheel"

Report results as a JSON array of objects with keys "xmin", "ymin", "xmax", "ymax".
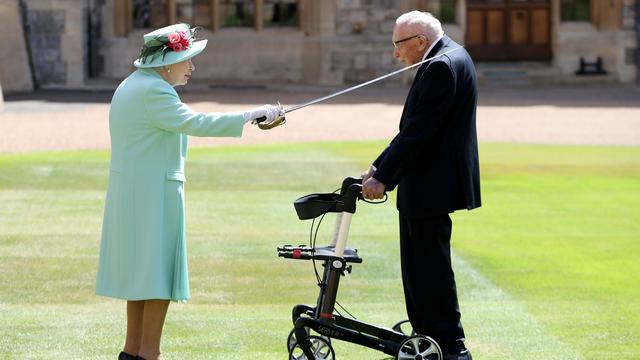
[
  {"xmin": 392, "ymin": 319, "xmax": 416, "ymax": 336},
  {"xmin": 396, "ymin": 335, "xmax": 442, "ymax": 360},
  {"xmin": 289, "ymin": 335, "xmax": 335, "ymax": 360}
]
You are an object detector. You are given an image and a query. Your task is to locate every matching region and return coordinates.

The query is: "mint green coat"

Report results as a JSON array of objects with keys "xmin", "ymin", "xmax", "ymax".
[{"xmin": 96, "ymin": 69, "xmax": 244, "ymax": 302}]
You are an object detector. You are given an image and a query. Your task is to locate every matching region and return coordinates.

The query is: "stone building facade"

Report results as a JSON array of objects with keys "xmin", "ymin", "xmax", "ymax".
[{"xmin": 0, "ymin": 0, "xmax": 638, "ymax": 93}]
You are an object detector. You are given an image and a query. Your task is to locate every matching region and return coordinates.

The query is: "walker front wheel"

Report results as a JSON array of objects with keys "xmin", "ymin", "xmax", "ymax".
[
  {"xmin": 392, "ymin": 319, "xmax": 416, "ymax": 336},
  {"xmin": 287, "ymin": 327, "xmax": 331, "ymax": 352},
  {"xmin": 397, "ymin": 335, "xmax": 442, "ymax": 360},
  {"xmin": 289, "ymin": 335, "xmax": 335, "ymax": 360}
]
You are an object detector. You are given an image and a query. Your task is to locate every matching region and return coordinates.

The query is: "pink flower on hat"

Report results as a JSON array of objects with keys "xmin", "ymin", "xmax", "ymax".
[
  {"xmin": 166, "ymin": 29, "xmax": 190, "ymax": 52},
  {"xmin": 137, "ymin": 24, "xmax": 198, "ymax": 65},
  {"xmin": 171, "ymin": 42, "xmax": 184, "ymax": 52},
  {"xmin": 168, "ymin": 32, "xmax": 181, "ymax": 44}
]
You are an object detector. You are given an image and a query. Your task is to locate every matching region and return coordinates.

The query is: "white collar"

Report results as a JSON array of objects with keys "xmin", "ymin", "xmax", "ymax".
[{"xmin": 421, "ymin": 34, "xmax": 444, "ymax": 61}]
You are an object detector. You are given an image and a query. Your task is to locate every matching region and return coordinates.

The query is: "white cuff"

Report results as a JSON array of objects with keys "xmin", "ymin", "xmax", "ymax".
[{"xmin": 242, "ymin": 111, "xmax": 252, "ymax": 123}]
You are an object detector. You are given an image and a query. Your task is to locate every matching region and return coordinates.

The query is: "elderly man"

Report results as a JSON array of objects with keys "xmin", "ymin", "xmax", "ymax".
[{"xmin": 362, "ymin": 11, "xmax": 481, "ymax": 360}]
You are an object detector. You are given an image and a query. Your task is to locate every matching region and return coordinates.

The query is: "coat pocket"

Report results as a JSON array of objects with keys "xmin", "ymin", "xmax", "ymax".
[{"xmin": 166, "ymin": 171, "xmax": 186, "ymax": 182}]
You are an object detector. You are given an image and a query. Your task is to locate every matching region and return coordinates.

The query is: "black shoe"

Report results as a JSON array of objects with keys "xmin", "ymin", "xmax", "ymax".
[
  {"xmin": 118, "ymin": 352, "xmax": 138, "ymax": 360},
  {"xmin": 443, "ymin": 348, "xmax": 472, "ymax": 360}
]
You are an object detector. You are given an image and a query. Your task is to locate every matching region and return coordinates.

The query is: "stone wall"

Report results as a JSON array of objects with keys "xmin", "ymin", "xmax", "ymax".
[
  {"xmin": 100, "ymin": 0, "xmax": 402, "ymax": 85},
  {"xmin": 325, "ymin": 0, "xmax": 466, "ymax": 84},
  {"xmin": 5, "ymin": 0, "xmax": 637, "ymax": 88},
  {"xmin": 101, "ymin": 27, "xmax": 306, "ymax": 83},
  {"xmin": 185, "ymin": 28, "xmax": 306, "ymax": 83},
  {"xmin": 554, "ymin": 0, "xmax": 637, "ymax": 82},
  {"xmin": 330, "ymin": 0, "xmax": 399, "ymax": 84},
  {"xmin": 334, "ymin": 0, "xmax": 397, "ymax": 36}
]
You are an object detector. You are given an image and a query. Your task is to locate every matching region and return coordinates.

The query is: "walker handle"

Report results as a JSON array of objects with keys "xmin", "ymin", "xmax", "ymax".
[
  {"xmin": 340, "ymin": 177, "xmax": 363, "ymax": 196},
  {"xmin": 342, "ymin": 183, "xmax": 362, "ymax": 214}
]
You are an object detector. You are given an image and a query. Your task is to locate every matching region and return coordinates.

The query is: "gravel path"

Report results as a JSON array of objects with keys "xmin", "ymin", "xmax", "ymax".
[{"xmin": 1, "ymin": 84, "xmax": 639, "ymax": 154}]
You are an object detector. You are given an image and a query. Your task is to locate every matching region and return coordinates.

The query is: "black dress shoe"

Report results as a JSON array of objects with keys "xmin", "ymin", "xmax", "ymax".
[
  {"xmin": 118, "ymin": 352, "xmax": 138, "ymax": 360},
  {"xmin": 443, "ymin": 348, "xmax": 472, "ymax": 360}
]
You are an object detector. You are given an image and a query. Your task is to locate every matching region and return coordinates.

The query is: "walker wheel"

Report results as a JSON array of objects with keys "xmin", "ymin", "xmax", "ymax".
[
  {"xmin": 392, "ymin": 319, "xmax": 416, "ymax": 336},
  {"xmin": 396, "ymin": 335, "xmax": 442, "ymax": 360},
  {"xmin": 287, "ymin": 327, "xmax": 331, "ymax": 352},
  {"xmin": 289, "ymin": 335, "xmax": 335, "ymax": 360}
]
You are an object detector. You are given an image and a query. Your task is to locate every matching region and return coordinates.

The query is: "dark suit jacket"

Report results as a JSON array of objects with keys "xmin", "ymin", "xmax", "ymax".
[{"xmin": 373, "ymin": 35, "xmax": 481, "ymax": 218}]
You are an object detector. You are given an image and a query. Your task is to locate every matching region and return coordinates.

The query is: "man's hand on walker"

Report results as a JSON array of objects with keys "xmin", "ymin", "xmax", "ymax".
[
  {"xmin": 362, "ymin": 177, "xmax": 385, "ymax": 200},
  {"xmin": 361, "ymin": 165, "xmax": 376, "ymax": 183}
]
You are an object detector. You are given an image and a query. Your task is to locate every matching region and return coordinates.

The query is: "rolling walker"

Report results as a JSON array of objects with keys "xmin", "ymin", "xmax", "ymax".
[{"xmin": 277, "ymin": 177, "xmax": 443, "ymax": 360}]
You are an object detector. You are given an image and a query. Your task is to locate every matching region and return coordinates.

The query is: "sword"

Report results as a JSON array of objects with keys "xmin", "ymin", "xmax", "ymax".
[
  {"xmin": 283, "ymin": 46, "xmax": 464, "ymax": 114},
  {"xmin": 255, "ymin": 46, "xmax": 463, "ymax": 129}
]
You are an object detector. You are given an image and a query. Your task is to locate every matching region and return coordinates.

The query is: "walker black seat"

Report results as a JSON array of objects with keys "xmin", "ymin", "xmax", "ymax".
[
  {"xmin": 294, "ymin": 193, "xmax": 343, "ymax": 220},
  {"xmin": 310, "ymin": 246, "xmax": 362, "ymax": 263}
]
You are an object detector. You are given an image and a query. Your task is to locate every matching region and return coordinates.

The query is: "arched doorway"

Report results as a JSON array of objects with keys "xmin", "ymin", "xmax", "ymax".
[{"xmin": 466, "ymin": 0, "xmax": 551, "ymax": 61}]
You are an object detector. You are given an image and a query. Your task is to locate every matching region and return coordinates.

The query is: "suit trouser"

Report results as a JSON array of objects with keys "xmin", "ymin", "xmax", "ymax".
[{"xmin": 399, "ymin": 213, "xmax": 465, "ymax": 351}]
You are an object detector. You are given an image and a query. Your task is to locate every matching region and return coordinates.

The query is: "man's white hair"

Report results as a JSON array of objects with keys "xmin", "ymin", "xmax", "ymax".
[{"xmin": 395, "ymin": 11, "xmax": 444, "ymax": 40}]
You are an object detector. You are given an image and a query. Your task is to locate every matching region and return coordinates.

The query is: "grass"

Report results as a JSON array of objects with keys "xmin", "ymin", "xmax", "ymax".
[
  {"xmin": 453, "ymin": 144, "xmax": 640, "ymax": 359},
  {"xmin": 0, "ymin": 142, "xmax": 638, "ymax": 359}
]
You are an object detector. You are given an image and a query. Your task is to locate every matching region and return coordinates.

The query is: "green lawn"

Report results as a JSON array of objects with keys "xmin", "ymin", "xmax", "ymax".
[{"xmin": 0, "ymin": 142, "xmax": 638, "ymax": 359}]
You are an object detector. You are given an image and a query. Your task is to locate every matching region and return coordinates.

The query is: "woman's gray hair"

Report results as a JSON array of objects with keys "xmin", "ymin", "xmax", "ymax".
[{"xmin": 395, "ymin": 11, "xmax": 444, "ymax": 41}]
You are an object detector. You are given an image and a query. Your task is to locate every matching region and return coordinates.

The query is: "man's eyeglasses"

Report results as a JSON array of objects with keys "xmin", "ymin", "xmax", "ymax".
[{"xmin": 392, "ymin": 34, "xmax": 424, "ymax": 49}]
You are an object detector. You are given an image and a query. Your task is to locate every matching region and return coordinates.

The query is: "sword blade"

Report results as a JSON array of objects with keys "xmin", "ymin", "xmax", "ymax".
[{"xmin": 284, "ymin": 47, "xmax": 463, "ymax": 114}]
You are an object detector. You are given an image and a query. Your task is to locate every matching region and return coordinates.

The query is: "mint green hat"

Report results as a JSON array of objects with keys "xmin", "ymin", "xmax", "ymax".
[{"xmin": 133, "ymin": 23, "xmax": 207, "ymax": 68}]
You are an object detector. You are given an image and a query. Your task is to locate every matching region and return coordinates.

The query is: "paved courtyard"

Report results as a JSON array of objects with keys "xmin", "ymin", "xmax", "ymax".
[{"xmin": 1, "ymin": 83, "xmax": 639, "ymax": 153}]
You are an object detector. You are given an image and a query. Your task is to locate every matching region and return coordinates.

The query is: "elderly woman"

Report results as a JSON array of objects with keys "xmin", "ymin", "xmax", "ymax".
[{"xmin": 96, "ymin": 24, "xmax": 284, "ymax": 360}]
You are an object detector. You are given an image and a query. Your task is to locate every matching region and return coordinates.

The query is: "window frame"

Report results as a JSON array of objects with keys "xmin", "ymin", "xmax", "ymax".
[
  {"xmin": 560, "ymin": 0, "xmax": 591, "ymax": 23},
  {"xmin": 115, "ymin": 0, "xmax": 304, "ymax": 36},
  {"xmin": 409, "ymin": 0, "xmax": 457, "ymax": 24}
]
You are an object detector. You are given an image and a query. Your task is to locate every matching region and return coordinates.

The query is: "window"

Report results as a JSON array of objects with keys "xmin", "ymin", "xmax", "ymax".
[
  {"xmin": 411, "ymin": 0, "xmax": 456, "ymax": 24},
  {"xmin": 218, "ymin": 0, "xmax": 299, "ymax": 29},
  {"xmin": 132, "ymin": 0, "xmax": 168, "ymax": 29},
  {"xmin": 132, "ymin": 0, "xmax": 151, "ymax": 28},
  {"xmin": 123, "ymin": 0, "xmax": 301, "ymax": 34},
  {"xmin": 561, "ymin": 0, "xmax": 590, "ymax": 22},
  {"xmin": 219, "ymin": 0, "xmax": 254, "ymax": 28},
  {"xmin": 439, "ymin": 0, "xmax": 455, "ymax": 23},
  {"xmin": 176, "ymin": 0, "xmax": 213, "ymax": 28},
  {"xmin": 263, "ymin": 0, "xmax": 299, "ymax": 28}
]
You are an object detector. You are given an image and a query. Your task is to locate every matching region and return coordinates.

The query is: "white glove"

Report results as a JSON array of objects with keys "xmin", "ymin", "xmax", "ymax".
[{"xmin": 243, "ymin": 104, "xmax": 283, "ymax": 124}]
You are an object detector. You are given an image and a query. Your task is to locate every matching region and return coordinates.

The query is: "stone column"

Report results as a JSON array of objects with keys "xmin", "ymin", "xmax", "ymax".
[
  {"xmin": 636, "ymin": 0, "xmax": 640, "ymax": 83},
  {"xmin": 0, "ymin": 0, "xmax": 34, "ymax": 92},
  {"xmin": 301, "ymin": 0, "xmax": 338, "ymax": 84},
  {"xmin": 0, "ymin": 80, "xmax": 4, "ymax": 113},
  {"xmin": 23, "ymin": 0, "xmax": 88, "ymax": 88}
]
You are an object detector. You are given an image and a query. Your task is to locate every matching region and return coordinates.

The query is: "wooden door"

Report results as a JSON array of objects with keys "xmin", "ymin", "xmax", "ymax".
[{"xmin": 466, "ymin": 0, "xmax": 551, "ymax": 61}]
